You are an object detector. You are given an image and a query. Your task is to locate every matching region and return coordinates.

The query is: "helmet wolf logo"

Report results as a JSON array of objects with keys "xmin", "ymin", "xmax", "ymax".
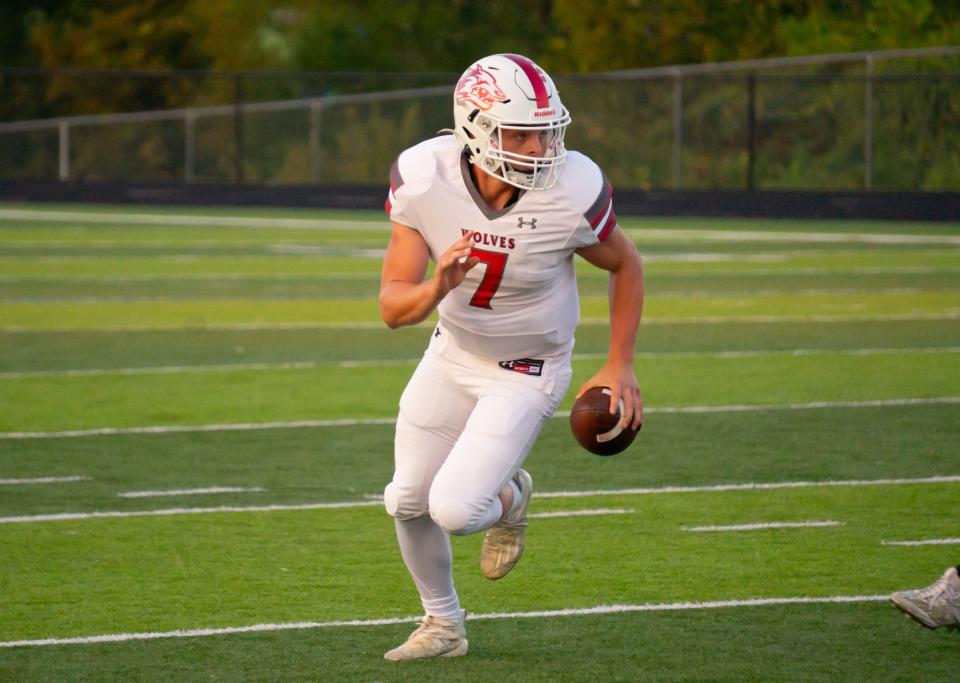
[{"xmin": 455, "ymin": 65, "xmax": 508, "ymax": 111}]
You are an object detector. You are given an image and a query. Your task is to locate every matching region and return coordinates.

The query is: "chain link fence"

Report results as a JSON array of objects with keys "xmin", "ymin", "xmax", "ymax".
[{"xmin": 1, "ymin": 48, "xmax": 957, "ymax": 191}]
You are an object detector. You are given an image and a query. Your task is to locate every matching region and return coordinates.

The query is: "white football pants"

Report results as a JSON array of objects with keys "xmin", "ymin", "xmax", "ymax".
[
  {"xmin": 383, "ymin": 326, "xmax": 572, "ymax": 534},
  {"xmin": 383, "ymin": 326, "xmax": 571, "ymax": 620}
]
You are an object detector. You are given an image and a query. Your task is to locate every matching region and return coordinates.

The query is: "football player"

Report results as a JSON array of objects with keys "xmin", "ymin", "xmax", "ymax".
[{"xmin": 379, "ymin": 53, "xmax": 644, "ymax": 661}]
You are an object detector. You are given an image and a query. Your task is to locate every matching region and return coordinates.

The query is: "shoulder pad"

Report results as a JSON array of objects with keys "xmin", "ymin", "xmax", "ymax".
[
  {"xmin": 391, "ymin": 135, "xmax": 459, "ymax": 196},
  {"xmin": 557, "ymin": 152, "xmax": 607, "ymax": 212},
  {"xmin": 560, "ymin": 152, "xmax": 616, "ymax": 241}
]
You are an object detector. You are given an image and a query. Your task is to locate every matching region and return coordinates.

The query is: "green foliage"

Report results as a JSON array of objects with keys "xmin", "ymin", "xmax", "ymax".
[
  {"xmin": 547, "ymin": 0, "xmax": 794, "ymax": 71},
  {"xmin": 2, "ymin": 2, "xmax": 958, "ymax": 188},
  {"xmin": 15, "ymin": 1, "xmax": 959, "ymax": 76},
  {"xmin": 778, "ymin": 0, "xmax": 960, "ymax": 55},
  {"xmin": 282, "ymin": 0, "xmax": 552, "ymax": 72}
]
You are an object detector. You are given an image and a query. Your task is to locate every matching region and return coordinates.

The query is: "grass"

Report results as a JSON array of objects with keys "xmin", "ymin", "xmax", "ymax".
[
  {"xmin": 3, "ymin": 290, "xmax": 959, "ymax": 330},
  {"xmin": 4, "ymin": 319, "xmax": 959, "ymax": 372},
  {"xmin": 0, "ymin": 203, "xmax": 958, "ymax": 681},
  {"xmin": 2, "ymin": 607, "xmax": 958, "ymax": 682},
  {"xmin": 0, "ymin": 402, "xmax": 957, "ymax": 516},
  {"xmin": 2, "ymin": 351, "xmax": 958, "ymax": 432},
  {"xmin": 2, "ymin": 483, "xmax": 958, "ymax": 638}
]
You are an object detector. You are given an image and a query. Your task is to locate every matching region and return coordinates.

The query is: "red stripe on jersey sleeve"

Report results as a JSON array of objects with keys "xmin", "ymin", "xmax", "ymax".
[
  {"xmin": 384, "ymin": 181, "xmax": 395, "ymax": 218},
  {"xmin": 589, "ymin": 198, "xmax": 612, "ymax": 229},
  {"xmin": 596, "ymin": 210, "xmax": 617, "ymax": 241},
  {"xmin": 588, "ymin": 182, "xmax": 614, "ymax": 228}
]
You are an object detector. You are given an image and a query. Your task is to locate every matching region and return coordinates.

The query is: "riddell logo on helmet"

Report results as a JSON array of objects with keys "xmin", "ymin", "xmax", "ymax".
[
  {"xmin": 455, "ymin": 65, "xmax": 508, "ymax": 111},
  {"xmin": 533, "ymin": 108, "xmax": 556, "ymax": 118}
]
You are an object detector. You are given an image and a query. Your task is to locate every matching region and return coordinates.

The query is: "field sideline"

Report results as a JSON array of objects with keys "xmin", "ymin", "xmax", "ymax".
[{"xmin": 1, "ymin": 203, "xmax": 958, "ymax": 681}]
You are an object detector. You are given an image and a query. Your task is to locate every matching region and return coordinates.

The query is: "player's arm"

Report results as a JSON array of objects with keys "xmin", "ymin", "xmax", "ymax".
[
  {"xmin": 379, "ymin": 223, "xmax": 480, "ymax": 329},
  {"xmin": 574, "ymin": 227, "xmax": 644, "ymax": 429}
]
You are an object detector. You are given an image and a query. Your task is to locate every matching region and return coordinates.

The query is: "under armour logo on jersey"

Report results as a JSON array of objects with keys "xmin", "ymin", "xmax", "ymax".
[{"xmin": 516, "ymin": 216, "xmax": 538, "ymax": 230}]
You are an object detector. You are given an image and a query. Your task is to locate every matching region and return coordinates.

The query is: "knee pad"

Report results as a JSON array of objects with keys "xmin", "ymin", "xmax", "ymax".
[
  {"xmin": 429, "ymin": 496, "xmax": 477, "ymax": 536},
  {"xmin": 383, "ymin": 482, "xmax": 427, "ymax": 521}
]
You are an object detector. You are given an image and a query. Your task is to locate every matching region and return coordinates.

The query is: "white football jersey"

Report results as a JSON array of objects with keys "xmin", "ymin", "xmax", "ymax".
[{"xmin": 386, "ymin": 135, "xmax": 617, "ymax": 360}]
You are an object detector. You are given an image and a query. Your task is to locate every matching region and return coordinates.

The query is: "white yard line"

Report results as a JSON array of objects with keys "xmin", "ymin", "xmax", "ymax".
[
  {"xmin": 654, "ymin": 287, "xmax": 939, "ymax": 297},
  {"xmin": 4, "ymin": 346, "xmax": 958, "ymax": 380},
  {"xmin": 644, "ymin": 253, "xmax": 787, "ymax": 263},
  {"xmin": 628, "ymin": 397, "xmax": 960, "ymax": 415},
  {"xmin": 0, "ymin": 362, "xmax": 320, "ymax": 380},
  {"xmin": 576, "ymin": 312, "xmax": 960, "ymax": 326},
  {"xmin": 3, "ymin": 397, "xmax": 958, "ymax": 440},
  {"xmin": 0, "ymin": 209, "xmax": 388, "ymax": 230},
  {"xmin": 535, "ymin": 475, "xmax": 960, "ymax": 500},
  {"xmin": 881, "ymin": 538, "xmax": 960, "ymax": 546},
  {"xmin": 0, "ymin": 321, "xmax": 395, "ymax": 332},
  {"xmin": 1, "ymin": 266, "xmax": 956, "ymax": 283},
  {"xmin": 1, "ymin": 475, "xmax": 956, "ymax": 525},
  {"xmin": 117, "ymin": 487, "xmax": 265, "ymax": 499},
  {"xmin": 624, "ymin": 227, "xmax": 960, "ymax": 246},
  {"xmin": 2, "ymin": 296, "xmax": 372, "ymax": 304},
  {"xmin": 685, "ymin": 521, "xmax": 844, "ymax": 532},
  {"xmin": 5, "ymin": 252, "xmax": 381, "ymax": 263},
  {"xmin": 7, "ymin": 287, "xmax": 952, "ymax": 305},
  {"xmin": 0, "ymin": 417, "xmax": 398, "ymax": 440},
  {"xmin": 0, "ymin": 475, "xmax": 89, "ymax": 486},
  {"xmin": 0, "ymin": 500, "xmax": 384, "ymax": 524},
  {"xmin": 0, "ymin": 272, "xmax": 381, "ymax": 282},
  {"xmin": 529, "ymin": 508, "xmax": 635, "ymax": 519},
  {"xmin": 3, "ymin": 208, "xmax": 956, "ymax": 243},
  {"xmin": 681, "ymin": 266, "xmax": 960, "ymax": 276},
  {"xmin": 3, "ymin": 311, "xmax": 960, "ymax": 333},
  {"xmin": 0, "ymin": 594, "xmax": 890, "ymax": 648}
]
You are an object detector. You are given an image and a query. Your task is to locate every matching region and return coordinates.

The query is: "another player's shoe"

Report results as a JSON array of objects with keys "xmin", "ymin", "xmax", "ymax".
[
  {"xmin": 383, "ymin": 610, "xmax": 468, "ymax": 661},
  {"xmin": 889, "ymin": 566, "xmax": 960, "ymax": 629},
  {"xmin": 481, "ymin": 469, "xmax": 532, "ymax": 580}
]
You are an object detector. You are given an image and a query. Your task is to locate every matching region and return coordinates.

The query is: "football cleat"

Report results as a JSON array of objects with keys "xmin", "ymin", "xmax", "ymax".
[
  {"xmin": 383, "ymin": 611, "xmax": 468, "ymax": 661},
  {"xmin": 481, "ymin": 469, "xmax": 532, "ymax": 580},
  {"xmin": 889, "ymin": 566, "xmax": 960, "ymax": 629}
]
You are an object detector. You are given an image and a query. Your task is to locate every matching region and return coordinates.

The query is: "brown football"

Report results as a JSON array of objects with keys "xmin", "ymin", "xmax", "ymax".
[{"xmin": 569, "ymin": 386, "xmax": 641, "ymax": 456}]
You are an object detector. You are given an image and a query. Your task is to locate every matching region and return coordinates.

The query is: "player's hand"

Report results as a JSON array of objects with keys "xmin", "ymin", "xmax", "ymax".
[
  {"xmin": 575, "ymin": 361, "xmax": 643, "ymax": 430},
  {"xmin": 432, "ymin": 230, "xmax": 480, "ymax": 300}
]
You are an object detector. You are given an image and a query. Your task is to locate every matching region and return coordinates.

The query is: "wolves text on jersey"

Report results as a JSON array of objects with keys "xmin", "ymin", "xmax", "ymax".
[{"xmin": 461, "ymin": 229, "xmax": 516, "ymax": 250}]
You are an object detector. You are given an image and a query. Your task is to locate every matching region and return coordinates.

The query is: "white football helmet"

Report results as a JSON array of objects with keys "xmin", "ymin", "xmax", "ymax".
[{"xmin": 453, "ymin": 54, "xmax": 571, "ymax": 191}]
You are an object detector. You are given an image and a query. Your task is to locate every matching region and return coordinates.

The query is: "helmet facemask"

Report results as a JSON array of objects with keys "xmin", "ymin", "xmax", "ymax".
[{"xmin": 478, "ymin": 114, "xmax": 570, "ymax": 191}]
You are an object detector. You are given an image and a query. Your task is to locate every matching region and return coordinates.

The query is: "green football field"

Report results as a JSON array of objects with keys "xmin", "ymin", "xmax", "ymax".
[{"xmin": 0, "ymin": 203, "xmax": 958, "ymax": 681}]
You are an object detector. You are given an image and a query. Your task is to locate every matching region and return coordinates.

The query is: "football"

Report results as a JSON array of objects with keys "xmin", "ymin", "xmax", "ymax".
[{"xmin": 569, "ymin": 386, "xmax": 641, "ymax": 456}]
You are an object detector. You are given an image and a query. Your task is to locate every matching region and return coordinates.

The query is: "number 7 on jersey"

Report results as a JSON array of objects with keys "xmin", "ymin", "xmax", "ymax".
[{"xmin": 468, "ymin": 248, "xmax": 508, "ymax": 309}]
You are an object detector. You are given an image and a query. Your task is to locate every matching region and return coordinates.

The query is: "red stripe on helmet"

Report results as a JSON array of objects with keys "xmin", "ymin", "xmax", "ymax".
[{"xmin": 503, "ymin": 54, "xmax": 550, "ymax": 109}]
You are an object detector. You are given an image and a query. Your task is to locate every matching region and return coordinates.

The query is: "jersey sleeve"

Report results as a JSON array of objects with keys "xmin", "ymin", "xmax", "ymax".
[
  {"xmin": 566, "ymin": 164, "xmax": 617, "ymax": 249},
  {"xmin": 384, "ymin": 154, "xmax": 420, "ymax": 230}
]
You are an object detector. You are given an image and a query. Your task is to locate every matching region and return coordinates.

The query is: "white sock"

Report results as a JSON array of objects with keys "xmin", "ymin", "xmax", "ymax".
[
  {"xmin": 507, "ymin": 478, "xmax": 522, "ymax": 515},
  {"xmin": 394, "ymin": 516, "xmax": 463, "ymax": 622}
]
